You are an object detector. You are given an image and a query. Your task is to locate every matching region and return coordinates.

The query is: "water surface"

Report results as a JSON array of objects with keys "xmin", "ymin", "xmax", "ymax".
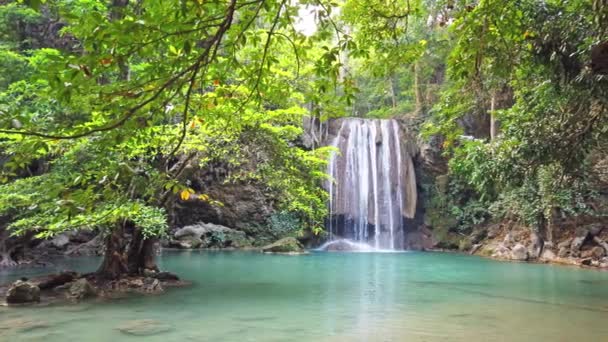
[{"xmin": 1, "ymin": 251, "xmax": 608, "ymax": 341}]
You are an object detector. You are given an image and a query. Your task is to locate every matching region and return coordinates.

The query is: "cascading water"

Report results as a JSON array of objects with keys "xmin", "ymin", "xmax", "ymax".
[{"xmin": 324, "ymin": 118, "xmax": 417, "ymax": 251}]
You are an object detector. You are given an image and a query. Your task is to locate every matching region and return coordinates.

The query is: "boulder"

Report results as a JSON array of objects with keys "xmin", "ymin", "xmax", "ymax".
[
  {"xmin": 319, "ymin": 239, "xmax": 373, "ymax": 252},
  {"xmin": 541, "ymin": 248, "xmax": 557, "ymax": 261},
  {"xmin": 50, "ymin": 234, "xmax": 70, "ymax": 249},
  {"xmin": 6, "ymin": 280, "xmax": 40, "ymax": 304},
  {"xmin": 491, "ymin": 244, "xmax": 511, "ymax": 259},
  {"xmin": 511, "ymin": 243, "xmax": 529, "ymax": 261},
  {"xmin": 558, "ymin": 246, "xmax": 570, "ymax": 258},
  {"xmin": 67, "ymin": 278, "xmax": 97, "ymax": 300},
  {"xmin": 173, "ymin": 222, "xmax": 250, "ymax": 249},
  {"xmin": 262, "ymin": 237, "xmax": 305, "ymax": 253}
]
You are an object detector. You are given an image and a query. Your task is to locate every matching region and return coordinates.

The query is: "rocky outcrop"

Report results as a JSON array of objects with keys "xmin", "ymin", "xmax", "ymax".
[
  {"xmin": 262, "ymin": 237, "xmax": 305, "ymax": 254},
  {"xmin": 168, "ymin": 222, "xmax": 251, "ymax": 249},
  {"xmin": 6, "ymin": 280, "xmax": 40, "ymax": 304}
]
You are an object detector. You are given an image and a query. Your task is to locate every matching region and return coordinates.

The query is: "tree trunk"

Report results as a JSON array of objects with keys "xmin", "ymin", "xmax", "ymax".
[
  {"xmin": 0, "ymin": 231, "xmax": 18, "ymax": 268},
  {"xmin": 414, "ymin": 62, "xmax": 423, "ymax": 115},
  {"xmin": 490, "ymin": 93, "xmax": 497, "ymax": 140},
  {"xmin": 96, "ymin": 223, "xmax": 129, "ymax": 279},
  {"xmin": 96, "ymin": 222, "xmax": 158, "ymax": 279},
  {"xmin": 389, "ymin": 75, "xmax": 397, "ymax": 109},
  {"xmin": 127, "ymin": 228, "xmax": 158, "ymax": 274}
]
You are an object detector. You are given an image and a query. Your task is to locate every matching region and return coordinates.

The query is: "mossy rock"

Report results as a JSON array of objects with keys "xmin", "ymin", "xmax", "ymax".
[{"xmin": 261, "ymin": 237, "xmax": 305, "ymax": 253}]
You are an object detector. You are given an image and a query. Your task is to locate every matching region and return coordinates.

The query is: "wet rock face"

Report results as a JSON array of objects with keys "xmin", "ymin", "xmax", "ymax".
[
  {"xmin": 6, "ymin": 280, "xmax": 40, "ymax": 304},
  {"xmin": 261, "ymin": 237, "xmax": 304, "ymax": 253},
  {"xmin": 404, "ymin": 226, "xmax": 437, "ymax": 250},
  {"xmin": 173, "ymin": 183, "xmax": 273, "ymax": 231}
]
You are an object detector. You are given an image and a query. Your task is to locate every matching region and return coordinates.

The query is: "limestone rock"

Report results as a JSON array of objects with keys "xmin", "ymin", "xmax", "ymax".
[
  {"xmin": 67, "ymin": 278, "xmax": 97, "ymax": 300},
  {"xmin": 6, "ymin": 280, "xmax": 40, "ymax": 304},
  {"xmin": 558, "ymin": 246, "xmax": 570, "ymax": 258},
  {"xmin": 262, "ymin": 237, "xmax": 304, "ymax": 253},
  {"xmin": 511, "ymin": 243, "xmax": 529, "ymax": 261}
]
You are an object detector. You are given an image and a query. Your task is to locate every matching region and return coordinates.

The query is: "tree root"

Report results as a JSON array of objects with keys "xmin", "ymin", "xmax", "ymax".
[{"xmin": 0, "ymin": 253, "xmax": 18, "ymax": 268}]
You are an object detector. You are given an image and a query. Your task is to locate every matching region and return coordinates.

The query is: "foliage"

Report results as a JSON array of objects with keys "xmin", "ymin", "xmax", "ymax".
[
  {"xmin": 423, "ymin": 0, "xmax": 608, "ymax": 233},
  {"xmin": 267, "ymin": 211, "xmax": 302, "ymax": 238}
]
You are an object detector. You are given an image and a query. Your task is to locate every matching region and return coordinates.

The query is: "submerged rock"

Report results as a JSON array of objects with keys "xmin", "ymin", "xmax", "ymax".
[
  {"xmin": 0, "ymin": 318, "xmax": 49, "ymax": 332},
  {"xmin": 262, "ymin": 237, "xmax": 305, "ymax": 253},
  {"xmin": 117, "ymin": 319, "xmax": 172, "ymax": 336},
  {"xmin": 6, "ymin": 280, "xmax": 41, "ymax": 304}
]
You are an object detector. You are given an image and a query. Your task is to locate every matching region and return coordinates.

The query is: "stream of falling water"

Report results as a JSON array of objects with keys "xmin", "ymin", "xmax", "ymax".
[{"xmin": 325, "ymin": 118, "xmax": 417, "ymax": 250}]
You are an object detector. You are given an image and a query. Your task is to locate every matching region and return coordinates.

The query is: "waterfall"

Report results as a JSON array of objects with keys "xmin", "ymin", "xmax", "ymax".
[{"xmin": 325, "ymin": 118, "xmax": 417, "ymax": 250}]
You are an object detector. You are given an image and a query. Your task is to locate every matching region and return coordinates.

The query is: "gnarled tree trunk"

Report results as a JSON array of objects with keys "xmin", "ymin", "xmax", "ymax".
[{"xmin": 96, "ymin": 221, "xmax": 158, "ymax": 280}]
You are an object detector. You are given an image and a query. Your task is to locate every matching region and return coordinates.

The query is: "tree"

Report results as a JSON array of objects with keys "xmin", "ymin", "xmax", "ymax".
[{"xmin": 0, "ymin": 0, "xmax": 345, "ymax": 277}]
